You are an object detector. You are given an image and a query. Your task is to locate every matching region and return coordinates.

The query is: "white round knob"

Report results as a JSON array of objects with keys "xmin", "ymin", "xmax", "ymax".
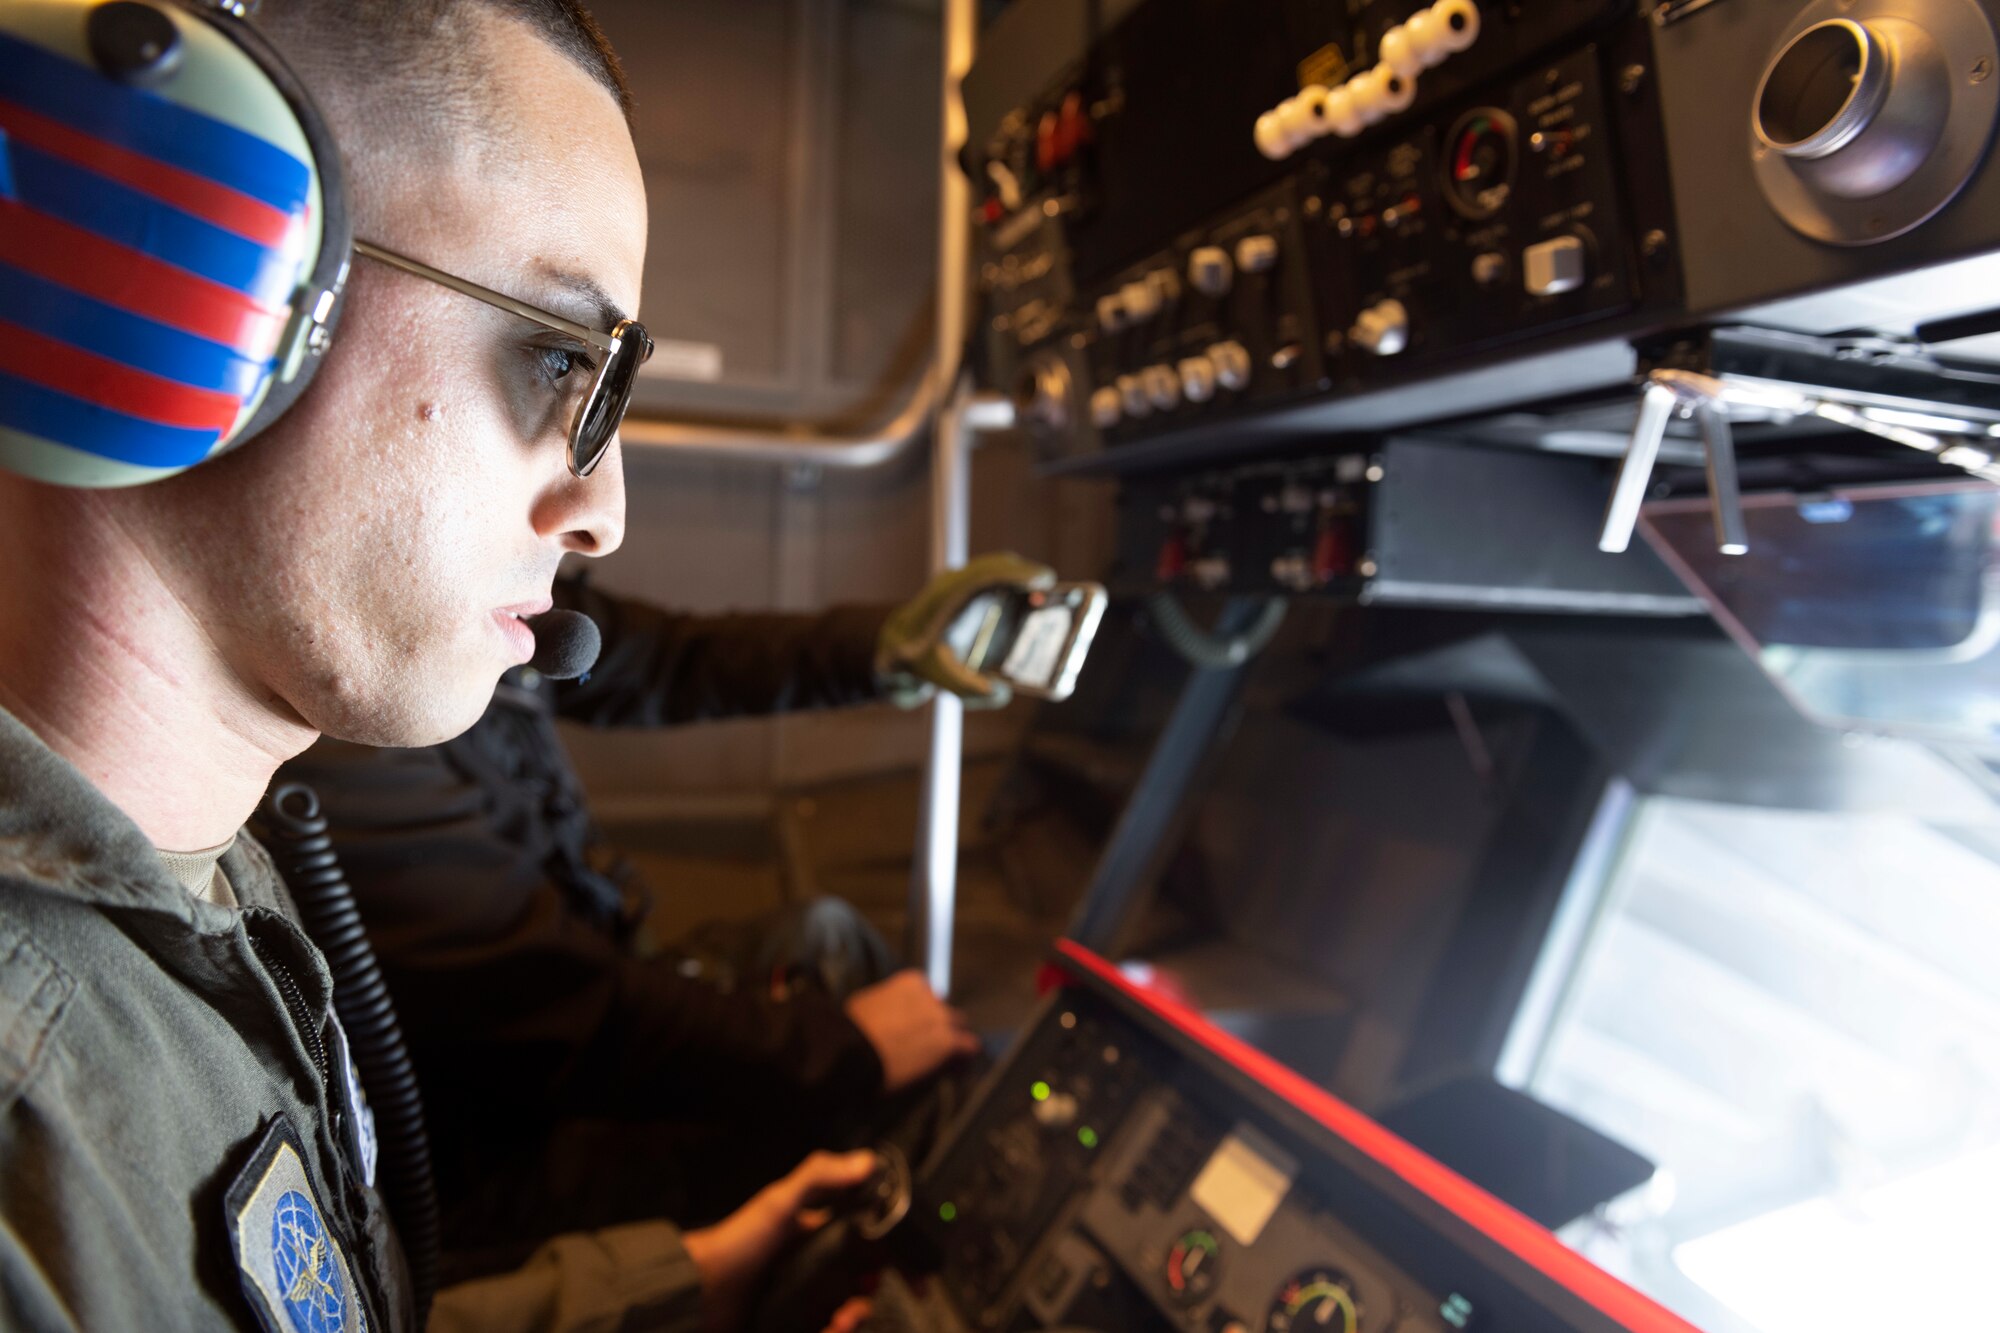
[
  {"xmin": 1322, "ymin": 83, "xmax": 1363, "ymax": 139},
  {"xmin": 1120, "ymin": 277, "xmax": 1160, "ymax": 323},
  {"xmin": 1116, "ymin": 373, "xmax": 1152, "ymax": 418},
  {"xmin": 1096, "ymin": 293, "xmax": 1127, "ymax": 333},
  {"xmin": 1187, "ymin": 246, "xmax": 1233, "ymax": 298},
  {"xmin": 1295, "ymin": 84, "xmax": 1332, "ymax": 143},
  {"xmin": 1255, "ymin": 111, "xmax": 1290, "ymax": 161},
  {"xmin": 1432, "ymin": 0, "xmax": 1480, "ymax": 54},
  {"xmin": 1274, "ymin": 95, "xmax": 1318, "ymax": 151},
  {"xmin": 1142, "ymin": 364, "xmax": 1181, "ymax": 411},
  {"xmin": 1349, "ymin": 66, "xmax": 1394, "ymax": 126},
  {"xmin": 1090, "ymin": 385, "xmax": 1123, "ymax": 429},
  {"xmin": 1207, "ymin": 340, "xmax": 1252, "ymax": 391},
  {"xmin": 1379, "ymin": 24, "xmax": 1424, "ymax": 78},
  {"xmin": 1235, "ymin": 234, "xmax": 1280, "ymax": 274},
  {"xmin": 1178, "ymin": 355, "xmax": 1218, "ymax": 404},
  {"xmin": 1350, "ymin": 298, "xmax": 1411, "ymax": 357},
  {"xmin": 1403, "ymin": 7, "xmax": 1452, "ymax": 68},
  {"xmin": 1375, "ymin": 63, "xmax": 1416, "ymax": 115}
]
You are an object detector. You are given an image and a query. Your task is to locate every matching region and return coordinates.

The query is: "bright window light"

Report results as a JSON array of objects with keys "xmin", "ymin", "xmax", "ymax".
[{"xmin": 1511, "ymin": 795, "xmax": 2000, "ymax": 1333}]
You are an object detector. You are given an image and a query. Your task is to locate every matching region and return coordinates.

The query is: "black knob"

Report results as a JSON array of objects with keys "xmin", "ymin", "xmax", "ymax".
[{"xmin": 87, "ymin": 1, "xmax": 184, "ymax": 86}]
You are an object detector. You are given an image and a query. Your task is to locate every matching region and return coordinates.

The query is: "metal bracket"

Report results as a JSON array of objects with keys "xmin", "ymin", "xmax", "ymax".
[
  {"xmin": 1601, "ymin": 362, "xmax": 2000, "ymax": 555},
  {"xmin": 1599, "ymin": 370, "xmax": 1749, "ymax": 555}
]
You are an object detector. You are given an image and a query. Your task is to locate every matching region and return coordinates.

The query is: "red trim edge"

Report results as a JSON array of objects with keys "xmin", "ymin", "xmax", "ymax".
[
  {"xmin": 0, "ymin": 97, "xmax": 298, "ymax": 250},
  {"xmin": 0, "ymin": 200, "xmax": 287, "ymax": 359},
  {"xmin": 0, "ymin": 316, "xmax": 240, "ymax": 430},
  {"xmin": 1051, "ymin": 939, "xmax": 1703, "ymax": 1333}
]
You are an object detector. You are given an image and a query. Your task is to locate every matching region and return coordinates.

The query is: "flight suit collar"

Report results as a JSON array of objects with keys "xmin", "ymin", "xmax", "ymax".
[{"xmin": 0, "ymin": 701, "xmax": 333, "ymax": 1007}]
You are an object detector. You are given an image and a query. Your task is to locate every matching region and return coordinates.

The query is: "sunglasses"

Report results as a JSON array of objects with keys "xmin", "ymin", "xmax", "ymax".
[{"xmin": 352, "ymin": 240, "xmax": 653, "ymax": 478}]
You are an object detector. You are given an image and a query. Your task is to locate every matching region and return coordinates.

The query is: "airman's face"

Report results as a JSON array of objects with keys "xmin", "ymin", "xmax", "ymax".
[{"xmin": 158, "ymin": 15, "xmax": 646, "ymax": 747}]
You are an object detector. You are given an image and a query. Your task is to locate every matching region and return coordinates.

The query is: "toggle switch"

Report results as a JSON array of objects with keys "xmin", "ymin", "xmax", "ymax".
[{"xmin": 1523, "ymin": 234, "xmax": 1587, "ymax": 296}]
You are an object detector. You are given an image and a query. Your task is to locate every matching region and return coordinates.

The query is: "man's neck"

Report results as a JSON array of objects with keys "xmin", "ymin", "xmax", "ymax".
[{"xmin": 0, "ymin": 485, "xmax": 316, "ymax": 849}]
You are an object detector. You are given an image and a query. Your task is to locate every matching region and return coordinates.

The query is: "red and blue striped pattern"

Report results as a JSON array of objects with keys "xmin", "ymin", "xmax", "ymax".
[{"xmin": 0, "ymin": 27, "xmax": 314, "ymax": 470}]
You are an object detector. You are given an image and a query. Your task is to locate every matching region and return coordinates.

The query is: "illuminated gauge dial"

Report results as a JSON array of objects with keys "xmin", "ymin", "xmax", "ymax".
[
  {"xmin": 1164, "ymin": 1228, "xmax": 1221, "ymax": 1302},
  {"xmin": 1442, "ymin": 108, "xmax": 1518, "ymax": 220},
  {"xmin": 1266, "ymin": 1267, "xmax": 1362, "ymax": 1333}
]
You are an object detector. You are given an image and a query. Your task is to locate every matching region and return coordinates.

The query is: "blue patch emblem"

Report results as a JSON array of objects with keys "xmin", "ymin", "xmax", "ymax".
[
  {"xmin": 271, "ymin": 1189, "xmax": 348, "ymax": 1333},
  {"xmin": 226, "ymin": 1117, "xmax": 367, "ymax": 1333}
]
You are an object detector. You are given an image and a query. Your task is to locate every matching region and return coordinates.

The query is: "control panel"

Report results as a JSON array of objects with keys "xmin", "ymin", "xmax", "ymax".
[
  {"xmin": 1114, "ymin": 438, "xmax": 1700, "ymax": 613},
  {"xmin": 974, "ymin": 0, "xmax": 1674, "ymax": 464},
  {"xmin": 913, "ymin": 986, "xmax": 1446, "ymax": 1333},
  {"xmin": 971, "ymin": 0, "xmax": 2000, "ymax": 485},
  {"xmin": 906, "ymin": 942, "xmax": 1697, "ymax": 1333}
]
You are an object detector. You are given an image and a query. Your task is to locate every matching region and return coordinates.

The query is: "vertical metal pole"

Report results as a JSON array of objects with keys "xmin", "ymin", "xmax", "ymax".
[
  {"xmin": 910, "ymin": 387, "xmax": 970, "ymax": 998},
  {"xmin": 909, "ymin": 387, "xmax": 1012, "ymax": 998},
  {"xmin": 906, "ymin": 0, "xmax": 990, "ymax": 998}
]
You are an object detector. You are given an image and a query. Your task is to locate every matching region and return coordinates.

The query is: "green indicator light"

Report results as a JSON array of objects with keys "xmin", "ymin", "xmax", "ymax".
[
  {"xmin": 939, "ymin": 1202, "xmax": 957, "ymax": 1223},
  {"xmin": 1078, "ymin": 1126, "xmax": 1099, "ymax": 1149},
  {"xmin": 1030, "ymin": 1080, "xmax": 1051, "ymax": 1102}
]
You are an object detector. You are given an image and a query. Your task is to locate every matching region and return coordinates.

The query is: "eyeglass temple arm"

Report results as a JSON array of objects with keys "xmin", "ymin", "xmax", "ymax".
[{"xmin": 351, "ymin": 240, "xmax": 622, "ymax": 354}]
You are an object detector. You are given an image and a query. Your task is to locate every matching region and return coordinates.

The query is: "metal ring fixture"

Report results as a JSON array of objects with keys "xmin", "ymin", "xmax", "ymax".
[{"xmin": 1750, "ymin": 0, "xmax": 2000, "ymax": 245}]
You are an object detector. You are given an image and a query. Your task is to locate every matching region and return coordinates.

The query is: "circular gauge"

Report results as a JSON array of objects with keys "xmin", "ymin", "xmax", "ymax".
[
  {"xmin": 1442, "ymin": 108, "xmax": 1518, "ymax": 219},
  {"xmin": 1164, "ymin": 1228, "xmax": 1221, "ymax": 1301},
  {"xmin": 1267, "ymin": 1267, "xmax": 1362, "ymax": 1333}
]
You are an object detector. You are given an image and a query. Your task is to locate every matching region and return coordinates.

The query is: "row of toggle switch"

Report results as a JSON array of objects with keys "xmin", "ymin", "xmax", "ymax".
[
  {"xmin": 1092, "ymin": 341, "xmax": 1254, "ymax": 427},
  {"xmin": 1255, "ymin": 0, "xmax": 1480, "ymax": 161}
]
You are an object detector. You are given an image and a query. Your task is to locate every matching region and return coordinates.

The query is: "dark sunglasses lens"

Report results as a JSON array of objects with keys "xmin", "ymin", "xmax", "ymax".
[{"xmin": 570, "ymin": 323, "xmax": 650, "ymax": 476}]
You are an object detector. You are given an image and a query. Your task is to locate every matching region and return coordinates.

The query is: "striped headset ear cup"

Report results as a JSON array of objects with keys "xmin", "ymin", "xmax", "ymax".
[{"xmin": 0, "ymin": 0, "xmax": 341, "ymax": 488}]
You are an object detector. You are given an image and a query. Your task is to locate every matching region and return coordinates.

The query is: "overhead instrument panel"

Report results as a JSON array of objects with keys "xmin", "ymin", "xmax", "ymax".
[
  {"xmin": 968, "ymin": 0, "xmax": 2000, "ymax": 511},
  {"xmin": 907, "ymin": 941, "xmax": 1702, "ymax": 1333}
]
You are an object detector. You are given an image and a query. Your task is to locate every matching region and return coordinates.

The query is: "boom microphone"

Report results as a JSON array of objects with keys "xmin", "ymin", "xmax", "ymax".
[{"xmin": 525, "ymin": 610, "xmax": 601, "ymax": 680}]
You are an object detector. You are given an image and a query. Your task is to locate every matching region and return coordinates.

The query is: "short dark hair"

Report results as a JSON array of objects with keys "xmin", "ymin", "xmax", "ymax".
[
  {"xmin": 260, "ymin": 0, "xmax": 633, "ymax": 128},
  {"xmin": 478, "ymin": 0, "xmax": 632, "ymax": 118}
]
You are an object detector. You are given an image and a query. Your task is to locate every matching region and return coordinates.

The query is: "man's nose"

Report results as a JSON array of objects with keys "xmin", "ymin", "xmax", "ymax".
[{"xmin": 537, "ymin": 439, "xmax": 626, "ymax": 557}]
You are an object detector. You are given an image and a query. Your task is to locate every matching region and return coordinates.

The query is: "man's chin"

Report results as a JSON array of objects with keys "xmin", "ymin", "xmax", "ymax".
[{"xmin": 309, "ymin": 667, "xmax": 505, "ymax": 750}]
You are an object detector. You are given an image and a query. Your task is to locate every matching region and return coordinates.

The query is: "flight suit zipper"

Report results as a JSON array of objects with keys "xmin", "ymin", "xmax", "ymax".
[{"xmin": 250, "ymin": 932, "xmax": 331, "ymax": 1091}]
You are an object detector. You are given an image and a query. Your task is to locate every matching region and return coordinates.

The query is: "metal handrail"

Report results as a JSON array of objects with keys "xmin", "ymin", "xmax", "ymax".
[
  {"xmin": 618, "ymin": 363, "xmax": 942, "ymax": 469},
  {"xmin": 616, "ymin": 0, "xmax": 976, "ymax": 470}
]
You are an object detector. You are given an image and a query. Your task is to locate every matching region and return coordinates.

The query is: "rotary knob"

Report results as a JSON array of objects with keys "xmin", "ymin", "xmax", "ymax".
[
  {"xmin": 1178, "ymin": 355, "xmax": 1218, "ymax": 404},
  {"xmin": 1349, "ymin": 299, "xmax": 1410, "ymax": 357},
  {"xmin": 1090, "ymin": 385, "xmax": 1123, "ymax": 429},
  {"xmin": 1234, "ymin": 234, "xmax": 1280, "ymax": 275},
  {"xmin": 1116, "ymin": 373, "xmax": 1152, "ymax": 419},
  {"xmin": 1142, "ymin": 364, "xmax": 1181, "ymax": 411},
  {"xmin": 1121, "ymin": 277, "xmax": 1161, "ymax": 323},
  {"xmin": 1187, "ymin": 246, "xmax": 1233, "ymax": 298},
  {"xmin": 1207, "ymin": 340, "xmax": 1252, "ymax": 391}
]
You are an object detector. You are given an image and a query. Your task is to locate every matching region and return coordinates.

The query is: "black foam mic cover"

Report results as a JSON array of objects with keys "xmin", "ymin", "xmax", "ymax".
[{"xmin": 525, "ymin": 609, "xmax": 601, "ymax": 680}]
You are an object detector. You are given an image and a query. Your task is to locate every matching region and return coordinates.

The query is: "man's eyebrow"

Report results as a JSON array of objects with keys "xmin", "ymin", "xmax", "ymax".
[{"xmin": 534, "ymin": 267, "xmax": 630, "ymax": 333}]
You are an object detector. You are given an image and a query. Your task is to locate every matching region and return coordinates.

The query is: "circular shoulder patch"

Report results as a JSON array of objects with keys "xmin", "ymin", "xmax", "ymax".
[{"xmin": 271, "ymin": 1189, "xmax": 348, "ymax": 1333}]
